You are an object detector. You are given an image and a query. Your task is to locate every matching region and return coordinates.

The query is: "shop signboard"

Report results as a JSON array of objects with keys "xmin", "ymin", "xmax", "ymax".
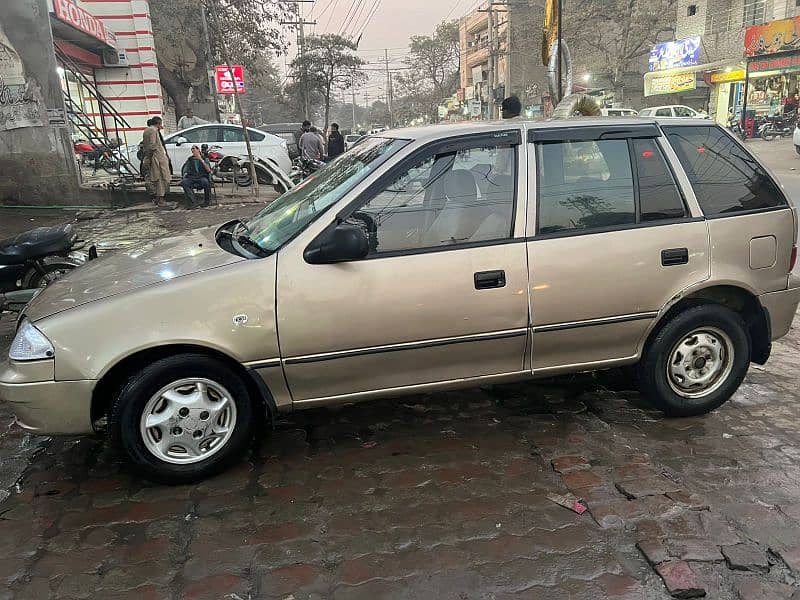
[
  {"xmin": 748, "ymin": 52, "xmax": 800, "ymax": 73},
  {"xmin": 649, "ymin": 37, "xmax": 701, "ymax": 72},
  {"xmin": 52, "ymin": 0, "xmax": 116, "ymax": 47},
  {"xmin": 468, "ymin": 99, "xmax": 482, "ymax": 117},
  {"xmin": 650, "ymin": 72, "xmax": 696, "ymax": 94},
  {"xmin": 710, "ymin": 69, "xmax": 746, "ymax": 84},
  {"xmin": 214, "ymin": 65, "xmax": 245, "ymax": 94},
  {"xmin": 745, "ymin": 16, "xmax": 800, "ymax": 57}
]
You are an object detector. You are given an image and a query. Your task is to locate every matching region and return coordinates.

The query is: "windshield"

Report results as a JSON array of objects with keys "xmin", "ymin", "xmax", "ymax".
[{"xmin": 246, "ymin": 137, "xmax": 409, "ymax": 254}]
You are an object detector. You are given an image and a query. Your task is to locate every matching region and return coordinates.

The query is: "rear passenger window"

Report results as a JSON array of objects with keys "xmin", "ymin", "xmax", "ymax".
[
  {"xmin": 536, "ymin": 140, "xmax": 636, "ymax": 234},
  {"xmin": 633, "ymin": 139, "xmax": 687, "ymax": 221},
  {"xmin": 665, "ymin": 126, "xmax": 786, "ymax": 215}
]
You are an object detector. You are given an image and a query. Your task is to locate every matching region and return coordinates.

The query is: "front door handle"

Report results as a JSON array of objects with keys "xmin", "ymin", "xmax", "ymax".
[
  {"xmin": 474, "ymin": 270, "xmax": 506, "ymax": 290},
  {"xmin": 661, "ymin": 248, "xmax": 689, "ymax": 266}
]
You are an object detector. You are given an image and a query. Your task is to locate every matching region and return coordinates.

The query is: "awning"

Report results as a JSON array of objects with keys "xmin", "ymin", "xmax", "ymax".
[
  {"xmin": 49, "ymin": 0, "xmax": 116, "ymax": 54},
  {"xmin": 644, "ymin": 60, "xmax": 743, "ymax": 96}
]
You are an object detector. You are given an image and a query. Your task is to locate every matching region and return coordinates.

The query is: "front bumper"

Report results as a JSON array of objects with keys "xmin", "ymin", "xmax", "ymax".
[
  {"xmin": 760, "ymin": 275, "xmax": 800, "ymax": 341},
  {"xmin": 0, "ymin": 360, "xmax": 95, "ymax": 434}
]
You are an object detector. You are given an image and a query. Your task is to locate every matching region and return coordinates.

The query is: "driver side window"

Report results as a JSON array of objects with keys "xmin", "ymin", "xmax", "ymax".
[{"xmin": 348, "ymin": 143, "xmax": 517, "ymax": 255}]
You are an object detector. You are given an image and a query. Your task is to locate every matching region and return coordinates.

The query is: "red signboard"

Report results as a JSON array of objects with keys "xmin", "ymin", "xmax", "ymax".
[
  {"xmin": 749, "ymin": 51, "xmax": 800, "ymax": 73},
  {"xmin": 215, "ymin": 65, "xmax": 245, "ymax": 94},
  {"xmin": 53, "ymin": 0, "xmax": 116, "ymax": 47},
  {"xmin": 745, "ymin": 16, "xmax": 800, "ymax": 57}
]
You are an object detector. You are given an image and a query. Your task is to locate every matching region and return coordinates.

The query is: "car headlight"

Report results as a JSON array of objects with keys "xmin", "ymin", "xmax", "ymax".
[{"xmin": 9, "ymin": 320, "xmax": 54, "ymax": 361}]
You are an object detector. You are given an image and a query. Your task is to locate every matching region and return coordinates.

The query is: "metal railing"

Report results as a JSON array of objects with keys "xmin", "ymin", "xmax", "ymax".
[{"xmin": 55, "ymin": 47, "xmax": 140, "ymax": 177}]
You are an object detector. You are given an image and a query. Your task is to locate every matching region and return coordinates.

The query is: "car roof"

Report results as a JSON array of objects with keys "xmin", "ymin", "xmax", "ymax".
[{"xmin": 380, "ymin": 117, "xmax": 713, "ymax": 144}]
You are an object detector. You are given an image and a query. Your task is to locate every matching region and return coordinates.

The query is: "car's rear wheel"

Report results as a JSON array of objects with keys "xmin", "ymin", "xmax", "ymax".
[
  {"xmin": 109, "ymin": 354, "xmax": 256, "ymax": 484},
  {"xmin": 638, "ymin": 305, "xmax": 750, "ymax": 417}
]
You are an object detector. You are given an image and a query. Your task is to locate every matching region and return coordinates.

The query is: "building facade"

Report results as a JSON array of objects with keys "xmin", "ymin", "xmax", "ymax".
[
  {"xmin": 0, "ymin": 0, "xmax": 165, "ymax": 205},
  {"xmin": 661, "ymin": 0, "xmax": 800, "ymax": 122},
  {"xmin": 458, "ymin": 1, "xmax": 553, "ymax": 119}
]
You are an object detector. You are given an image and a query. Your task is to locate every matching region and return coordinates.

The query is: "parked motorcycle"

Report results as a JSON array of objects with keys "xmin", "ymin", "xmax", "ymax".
[
  {"xmin": 759, "ymin": 114, "xmax": 796, "ymax": 141},
  {"xmin": 0, "ymin": 224, "xmax": 95, "ymax": 314},
  {"xmin": 201, "ymin": 145, "xmax": 293, "ymax": 194},
  {"xmin": 290, "ymin": 156, "xmax": 326, "ymax": 185},
  {"xmin": 728, "ymin": 116, "xmax": 745, "ymax": 140}
]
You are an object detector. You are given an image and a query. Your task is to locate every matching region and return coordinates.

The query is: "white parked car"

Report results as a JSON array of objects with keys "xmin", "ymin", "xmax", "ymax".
[
  {"xmin": 345, "ymin": 134, "xmax": 364, "ymax": 151},
  {"xmin": 165, "ymin": 124, "xmax": 292, "ymax": 175},
  {"xmin": 600, "ymin": 108, "xmax": 638, "ymax": 117},
  {"xmin": 792, "ymin": 122, "xmax": 800, "ymax": 154},
  {"xmin": 639, "ymin": 105, "xmax": 709, "ymax": 119}
]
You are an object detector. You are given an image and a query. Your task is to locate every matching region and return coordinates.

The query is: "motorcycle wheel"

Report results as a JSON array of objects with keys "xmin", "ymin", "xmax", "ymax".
[
  {"xmin": 760, "ymin": 128, "xmax": 776, "ymax": 141},
  {"xmin": 22, "ymin": 262, "xmax": 78, "ymax": 289}
]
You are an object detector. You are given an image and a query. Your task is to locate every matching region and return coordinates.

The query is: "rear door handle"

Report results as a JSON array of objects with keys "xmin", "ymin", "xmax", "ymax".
[
  {"xmin": 661, "ymin": 248, "xmax": 689, "ymax": 266},
  {"xmin": 474, "ymin": 270, "xmax": 506, "ymax": 290}
]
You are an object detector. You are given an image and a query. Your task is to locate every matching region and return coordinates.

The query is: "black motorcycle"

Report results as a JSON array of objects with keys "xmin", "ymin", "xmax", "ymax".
[
  {"xmin": 0, "ymin": 223, "xmax": 93, "ymax": 297},
  {"xmin": 759, "ymin": 113, "xmax": 797, "ymax": 141}
]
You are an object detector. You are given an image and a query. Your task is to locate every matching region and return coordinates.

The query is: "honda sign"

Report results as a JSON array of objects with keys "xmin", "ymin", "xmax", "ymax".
[{"xmin": 215, "ymin": 65, "xmax": 245, "ymax": 94}]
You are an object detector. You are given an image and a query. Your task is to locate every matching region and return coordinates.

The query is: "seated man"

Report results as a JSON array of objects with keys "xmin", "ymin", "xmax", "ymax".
[{"xmin": 180, "ymin": 145, "xmax": 212, "ymax": 208}]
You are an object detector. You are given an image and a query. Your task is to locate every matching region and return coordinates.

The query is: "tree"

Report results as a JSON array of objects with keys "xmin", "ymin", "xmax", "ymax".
[
  {"xmin": 563, "ymin": 0, "xmax": 677, "ymax": 101},
  {"xmin": 407, "ymin": 21, "xmax": 460, "ymax": 102},
  {"xmin": 289, "ymin": 34, "xmax": 366, "ymax": 134},
  {"xmin": 401, "ymin": 20, "xmax": 460, "ymax": 123},
  {"xmin": 150, "ymin": 0, "xmax": 295, "ymax": 117}
]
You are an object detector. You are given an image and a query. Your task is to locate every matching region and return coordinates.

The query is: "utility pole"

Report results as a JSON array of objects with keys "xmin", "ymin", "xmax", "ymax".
[
  {"xmin": 504, "ymin": 5, "xmax": 512, "ymax": 98},
  {"xmin": 206, "ymin": 3, "xmax": 259, "ymax": 197},
  {"xmin": 487, "ymin": 7, "xmax": 495, "ymax": 119},
  {"xmin": 281, "ymin": 15, "xmax": 317, "ymax": 120},
  {"xmin": 352, "ymin": 87, "xmax": 357, "ymax": 132},
  {"xmin": 384, "ymin": 49, "xmax": 394, "ymax": 128},
  {"xmin": 556, "ymin": 0, "xmax": 563, "ymax": 102}
]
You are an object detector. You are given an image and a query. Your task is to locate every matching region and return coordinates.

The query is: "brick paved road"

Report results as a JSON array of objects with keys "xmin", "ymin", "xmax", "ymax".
[{"xmin": 2, "ymin": 198, "xmax": 800, "ymax": 598}]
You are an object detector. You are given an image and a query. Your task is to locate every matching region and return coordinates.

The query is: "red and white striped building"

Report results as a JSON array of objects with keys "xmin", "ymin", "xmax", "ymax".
[{"xmin": 48, "ymin": 0, "xmax": 164, "ymax": 145}]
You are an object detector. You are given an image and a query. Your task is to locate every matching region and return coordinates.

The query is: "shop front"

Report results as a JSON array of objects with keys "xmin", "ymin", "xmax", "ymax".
[
  {"xmin": 46, "ymin": 0, "xmax": 163, "ymax": 146},
  {"xmin": 741, "ymin": 16, "xmax": 800, "ymax": 136}
]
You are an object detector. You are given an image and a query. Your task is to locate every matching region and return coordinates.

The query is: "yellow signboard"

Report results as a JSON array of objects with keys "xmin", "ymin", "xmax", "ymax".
[
  {"xmin": 710, "ymin": 69, "xmax": 746, "ymax": 84},
  {"xmin": 650, "ymin": 72, "xmax": 696, "ymax": 95}
]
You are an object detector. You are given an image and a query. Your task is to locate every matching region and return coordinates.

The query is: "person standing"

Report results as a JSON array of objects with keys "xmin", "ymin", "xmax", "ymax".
[
  {"xmin": 142, "ymin": 117, "xmax": 171, "ymax": 207},
  {"xmin": 180, "ymin": 145, "xmax": 213, "ymax": 208},
  {"xmin": 299, "ymin": 122, "xmax": 325, "ymax": 160},
  {"xmin": 178, "ymin": 108, "xmax": 207, "ymax": 131},
  {"xmin": 327, "ymin": 123, "xmax": 345, "ymax": 159}
]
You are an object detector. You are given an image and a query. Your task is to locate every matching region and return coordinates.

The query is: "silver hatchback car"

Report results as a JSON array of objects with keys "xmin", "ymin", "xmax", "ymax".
[{"xmin": 2, "ymin": 119, "xmax": 799, "ymax": 482}]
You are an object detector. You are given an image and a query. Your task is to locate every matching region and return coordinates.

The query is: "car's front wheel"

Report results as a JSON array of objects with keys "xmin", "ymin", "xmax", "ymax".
[
  {"xmin": 638, "ymin": 305, "xmax": 751, "ymax": 417},
  {"xmin": 109, "ymin": 354, "xmax": 256, "ymax": 484}
]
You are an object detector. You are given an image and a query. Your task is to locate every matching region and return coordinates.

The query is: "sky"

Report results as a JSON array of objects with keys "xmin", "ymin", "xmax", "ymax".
[{"xmin": 280, "ymin": 0, "xmax": 481, "ymax": 100}]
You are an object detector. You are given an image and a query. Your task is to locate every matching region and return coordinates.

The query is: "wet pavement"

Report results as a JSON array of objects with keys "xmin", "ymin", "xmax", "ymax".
[{"xmin": 2, "ymin": 149, "xmax": 800, "ymax": 598}]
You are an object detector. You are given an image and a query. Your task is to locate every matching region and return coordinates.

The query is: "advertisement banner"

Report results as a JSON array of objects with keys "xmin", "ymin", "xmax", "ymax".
[
  {"xmin": 468, "ymin": 99, "xmax": 482, "ymax": 117},
  {"xmin": 749, "ymin": 51, "xmax": 800, "ymax": 73},
  {"xmin": 650, "ymin": 72, "xmax": 696, "ymax": 95},
  {"xmin": 649, "ymin": 37, "xmax": 701, "ymax": 72},
  {"xmin": 215, "ymin": 65, "xmax": 245, "ymax": 94},
  {"xmin": 710, "ymin": 69, "xmax": 746, "ymax": 84},
  {"xmin": 52, "ymin": 0, "xmax": 116, "ymax": 47},
  {"xmin": 745, "ymin": 16, "xmax": 800, "ymax": 57}
]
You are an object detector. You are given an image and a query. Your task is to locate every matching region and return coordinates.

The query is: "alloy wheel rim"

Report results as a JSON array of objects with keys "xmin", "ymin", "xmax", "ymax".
[
  {"xmin": 666, "ymin": 327, "xmax": 734, "ymax": 399},
  {"xmin": 140, "ymin": 378, "xmax": 237, "ymax": 465}
]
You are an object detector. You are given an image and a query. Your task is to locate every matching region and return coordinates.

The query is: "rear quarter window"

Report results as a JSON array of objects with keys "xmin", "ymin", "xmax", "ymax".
[{"xmin": 664, "ymin": 125, "xmax": 787, "ymax": 216}]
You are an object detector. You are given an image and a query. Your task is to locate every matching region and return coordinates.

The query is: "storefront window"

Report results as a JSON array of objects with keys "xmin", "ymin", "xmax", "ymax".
[{"xmin": 746, "ymin": 72, "xmax": 800, "ymax": 116}]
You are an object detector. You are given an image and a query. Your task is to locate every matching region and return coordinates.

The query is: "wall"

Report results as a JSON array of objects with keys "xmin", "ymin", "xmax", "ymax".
[
  {"xmin": 87, "ymin": 0, "xmax": 163, "ymax": 143},
  {"xmin": 0, "ymin": 0, "xmax": 78, "ymax": 205}
]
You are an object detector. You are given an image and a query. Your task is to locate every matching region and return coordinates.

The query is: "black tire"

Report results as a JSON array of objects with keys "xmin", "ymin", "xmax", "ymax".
[
  {"xmin": 637, "ymin": 305, "xmax": 751, "ymax": 417},
  {"xmin": 761, "ymin": 128, "xmax": 776, "ymax": 141},
  {"xmin": 22, "ymin": 261, "xmax": 77, "ymax": 289},
  {"xmin": 109, "ymin": 354, "xmax": 257, "ymax": 484}
]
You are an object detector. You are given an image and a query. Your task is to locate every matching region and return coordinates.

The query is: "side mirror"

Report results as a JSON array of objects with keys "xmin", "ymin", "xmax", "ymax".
[
  {"xmin": 304, "ymin": 223, "xmax": 369, "ymax": 264},
  {"xmin": 174, "ymin": 136, "xmax": 188, "ymax": 146}
]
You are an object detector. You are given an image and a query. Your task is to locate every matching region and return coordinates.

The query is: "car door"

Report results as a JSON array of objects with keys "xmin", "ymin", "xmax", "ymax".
[
  {"xmin": 219, "ymin": 125, "xmax": 248, "ymax": 157},
  {"xmin": 276, "ymin": 130, "xmax": 531, "ymax": 404},
  {"xmin": 167, "ymin": 126, "xmax": 219, "ymax": 168},
  {"xmin": 526, "ymin": 124, "xmax": 710, "ymax": 373},
  {"xmin": 655, "ymin": 107, "xmax": 674, "ymax": 118}
]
